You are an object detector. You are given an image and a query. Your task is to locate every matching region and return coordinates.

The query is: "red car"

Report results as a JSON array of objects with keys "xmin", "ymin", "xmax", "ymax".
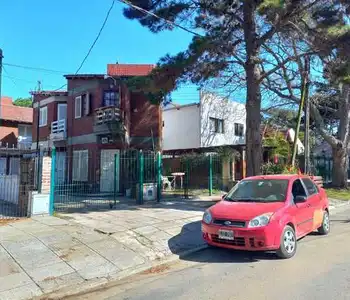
[{"xmin": 202, "ymin": 175, "xmax": 330, "ymax": 259}]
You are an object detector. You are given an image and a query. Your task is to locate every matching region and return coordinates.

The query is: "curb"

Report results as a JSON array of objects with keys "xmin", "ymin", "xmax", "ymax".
[{"xmin": 36, "ymin": 244, "xmax": 208, "ymax": 300}]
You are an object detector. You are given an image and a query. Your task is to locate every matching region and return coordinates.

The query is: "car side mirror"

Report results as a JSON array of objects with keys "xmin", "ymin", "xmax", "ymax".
[{"xmin": 295, "ymin": 195, "xmax": 307, "ymax": 203}]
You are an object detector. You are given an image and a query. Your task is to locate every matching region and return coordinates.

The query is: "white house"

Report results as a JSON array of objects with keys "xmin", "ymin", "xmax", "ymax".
[{"xmin": 163, "ymin": 91, "xmax": 246, "ymax": 151}]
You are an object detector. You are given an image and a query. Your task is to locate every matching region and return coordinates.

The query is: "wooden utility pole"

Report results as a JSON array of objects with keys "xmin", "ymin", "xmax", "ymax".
[
  {"xmin": 0, "ymin": 48, "xmax": 3, "ymax": 120},
  {"xmin": 304, "ymin": 58, "xmax": 311, "ymax": 174},
  {"xmin": 291, "ymin": 57, "xmax": 310, "ymax": 167}
]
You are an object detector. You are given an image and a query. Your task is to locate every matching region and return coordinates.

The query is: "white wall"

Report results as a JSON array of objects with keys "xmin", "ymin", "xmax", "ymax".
[
  {"xmin": 162, "ymin": 104, "xmax": 201, "ymax": 151},
  {"xmin": 200, "ymin": 92, "xmax": 246, "ymax": 147}
]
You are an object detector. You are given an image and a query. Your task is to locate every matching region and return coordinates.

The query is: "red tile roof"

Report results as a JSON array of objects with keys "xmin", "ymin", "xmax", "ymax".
[
  {"xmin": 107, "ymin": 64, "xmax": 155, "ymax": 76},
  {"xmin": 1, "ymin": 97, "xmax": 33, "ymax": 124}
]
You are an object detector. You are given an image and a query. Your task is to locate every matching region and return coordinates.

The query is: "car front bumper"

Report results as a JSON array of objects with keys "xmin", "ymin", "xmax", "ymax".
[{"xmin": 201, "ymin": 222, "xmax": 281, "ymax": 251}]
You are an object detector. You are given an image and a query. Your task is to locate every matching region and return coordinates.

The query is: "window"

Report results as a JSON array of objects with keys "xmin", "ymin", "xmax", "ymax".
[
  {"xmin": 103, "ymin": 91, "xmax": 119, "ymax": 107},
  {"xmin": 291, "ymin": 179, "xmax": 307, "ymax": 201},
  {"xmin": 302, "ymin": 178, "xmax": 318, "ymax": 196},
  {"xmin": 57, "ymin": 103, "xmax": 67, "ymax": 120},
  {"xmin": 210, "ymin": 117, "xmax": 224, "ymax": 133},
  {"xmin": 18, "ymin": 125, "xmax": 31, "ymax": 137},
  {"xmin": 9, "ymin": 158, "xmax": 20, "ymax": 175},
  {"xmin": 75, "ymin": 96, "xmax": 82, "ymax": 119},
  {"xmin": 0, "ymin": 158, "xmax": 6, "ymax": 175},
  {"xmin": 72, "ymin": 150, "xmax": 88, "ymax": 181},
  {"xmin": 225, "ymin": 179, "xmax": 289, "ymax": 202},
  {"xmin": 234, "ymin": 123, "xmax": 244, "ymax": 137},
  {"xmin": 39, "ymin": 106, "xmax": 47, "ymax": 127}
]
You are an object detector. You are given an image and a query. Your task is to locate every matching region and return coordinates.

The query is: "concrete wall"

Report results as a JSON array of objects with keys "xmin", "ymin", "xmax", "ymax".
[
  {"xmin": 162, "ymin": 104, "xmax": 201, "ymax": 151},
  {"xmin": 200, "ymin": 91, "xmax": 246, "ymax": 147}
]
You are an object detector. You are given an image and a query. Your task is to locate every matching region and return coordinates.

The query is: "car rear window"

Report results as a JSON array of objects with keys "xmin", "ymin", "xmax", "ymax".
[{"xmin": 225, "ymin": 179, "xmax": 289, "ymax": 202}]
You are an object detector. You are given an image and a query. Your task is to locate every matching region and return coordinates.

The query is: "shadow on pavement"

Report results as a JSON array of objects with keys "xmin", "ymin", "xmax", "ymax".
[{"xmin": 167, "ymin": 221, "xmax": 279, "ymax": 264}]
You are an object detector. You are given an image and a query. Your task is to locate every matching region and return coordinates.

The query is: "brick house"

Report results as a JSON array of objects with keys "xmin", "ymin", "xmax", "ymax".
[
  {"xmin": 31, "ymin": 64, "xmax": 162, "ymax": 191},
  {"xmin": 0, "ymin": 96, "xmax": 33, "ymax": 175}
]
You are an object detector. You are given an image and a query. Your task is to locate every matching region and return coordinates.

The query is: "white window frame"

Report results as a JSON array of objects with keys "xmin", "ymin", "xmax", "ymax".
[
  {"xmin": 75, "ymin": 96, "xmax": 82, "ymax": 119},
  {"xmin": 72, "ymin": 150, "xmax": 88, "ymax": 182},
  {"xmin": 39, "ymin": 106, "xmax": 48, "ymax": 127}
]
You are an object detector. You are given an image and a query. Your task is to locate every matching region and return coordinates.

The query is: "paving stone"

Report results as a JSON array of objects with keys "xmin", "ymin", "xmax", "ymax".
[
  {"xmin": 144, "ymin": 230, "xmax": 172, "ymax": 242},
  {"xmin": 133, "ymin": 225, "xmax": 159, "ymax": 235},
  {"xmin": 26, "ymin": 261, "xmax": 74, "ymax": 282},
  {"xmin": 0, "ymin": 271, "xmax": 33, "ymax": 292},
  {"xmin": 0, "ymin": 256, "xmax": 22, "ymax": 277},
  {"xmin": 0, "ymin": 283, "xmax": 42, "ymax": 300},
  {"xmin": 56, "ymin": 244, "xmax": 109, "ymax": 271},
  {"xmin": 12, "ymin": 250, "xmax": 62, "ymax": 269},
  {"xmin": 37, "ymin": 271, "xmax": 84, "ymax": 294},
  {"xmin": 76, "ymin": 261, "xmax": 120, "ymax": 280},
  {"xmin": 32, "ymin": 216, "xmax": 70, "ymax": 226}
]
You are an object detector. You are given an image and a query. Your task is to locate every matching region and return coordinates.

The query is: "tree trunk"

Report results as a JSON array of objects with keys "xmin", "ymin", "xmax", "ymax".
[
  {"xmin": 243, "ymin": 0, "xmax": 262, "ymax": 176},
  {"xmin": 332, "ymin": 145, "xmax": 348, "ymax": 188}
]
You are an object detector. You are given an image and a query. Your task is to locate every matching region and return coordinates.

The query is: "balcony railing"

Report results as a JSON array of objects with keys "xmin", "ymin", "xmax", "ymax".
[
  {"xmin": 50, "ymin": 119, "xmax": 66, "ymax": 141},
  {"xmin": 94, "ymin": 106, "xmax": 121, "ymax": 125}
]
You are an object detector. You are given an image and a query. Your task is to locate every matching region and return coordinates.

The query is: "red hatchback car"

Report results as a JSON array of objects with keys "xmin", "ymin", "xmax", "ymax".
[{"xmin": 202, "ymin": 175, "xmax": 330, "ymax": 259}]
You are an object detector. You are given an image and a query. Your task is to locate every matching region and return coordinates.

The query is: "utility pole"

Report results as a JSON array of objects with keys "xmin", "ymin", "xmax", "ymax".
[
  {"xmin": 0, "ymin": 48, "xmax": 3, "ymax": 120},
  {"xmin": 304, "ymin": 57, "xmax": 311, "ymax": 174},
  {"xmin": 36, "ymin": 80, "xmax": 41, "ymax": 152}
]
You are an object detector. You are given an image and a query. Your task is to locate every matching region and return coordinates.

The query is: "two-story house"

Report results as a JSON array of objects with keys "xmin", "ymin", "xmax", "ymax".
[
  {"xmin": 0, "ymin": 96, "xmax": 33, "ymax": 175},
  {"xmin": 162, "ymin": 90, "xmax": 246, "ymax": 179},
  {"xmin": 31, "ymin": 64, "xmax": 162, "ymax": 191}
]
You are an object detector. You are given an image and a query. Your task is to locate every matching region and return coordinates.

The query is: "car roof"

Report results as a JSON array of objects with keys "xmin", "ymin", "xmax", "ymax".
[{"xmin": 243, "ymin": 174, "xmax": 307, "ymax": 181}]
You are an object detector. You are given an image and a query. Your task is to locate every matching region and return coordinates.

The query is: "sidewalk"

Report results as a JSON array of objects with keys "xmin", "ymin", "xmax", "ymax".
[{"xmin": 0, "ymin": 198, "xmax": 214, "ymax": 300}]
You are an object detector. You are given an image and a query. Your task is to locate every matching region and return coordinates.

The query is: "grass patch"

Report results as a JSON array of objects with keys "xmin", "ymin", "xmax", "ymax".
[{"xmin": 326, "ymin": 188, "xmax": 350, "ymax": 201}]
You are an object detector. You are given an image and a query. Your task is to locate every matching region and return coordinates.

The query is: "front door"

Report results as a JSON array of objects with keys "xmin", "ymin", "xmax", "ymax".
[
  {"xmin": 55, "ymin": 152, "xmax": 66, "ymax": 184},
  {"xmin": 57, "ymin": 104, "xmax": 67, "ymax": 121},
  {"xmin": 292, "ymin": 179, "xmax": 313, "ymax": 236},
  {"xmin": 100, "ymin": 149, "xmax": 120, "ymax": 193}
]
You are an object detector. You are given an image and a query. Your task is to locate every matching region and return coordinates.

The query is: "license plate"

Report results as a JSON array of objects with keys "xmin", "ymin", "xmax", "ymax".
[{"xmin": 218, "ymin": 229, "xmax": 234, "ymax": 240}]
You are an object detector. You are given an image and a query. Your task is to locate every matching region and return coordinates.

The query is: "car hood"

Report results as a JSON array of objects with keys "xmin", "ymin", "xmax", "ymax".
[{"xmin": 209, "ymin": 200, "xmax": 285, "ymax": 221}]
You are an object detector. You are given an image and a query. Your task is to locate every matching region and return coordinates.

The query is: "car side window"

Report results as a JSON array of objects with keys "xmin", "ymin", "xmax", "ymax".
[
  {"xmin": 291, "ymin": 179, "xmax": 307, "ymax": 201},
  {"xmin": 301, "ymin": 178, "xmax": 318, "ymax": 196}
]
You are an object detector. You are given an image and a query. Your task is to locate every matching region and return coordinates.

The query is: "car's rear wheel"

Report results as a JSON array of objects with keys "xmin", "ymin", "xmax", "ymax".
[
  {"xmin": 318, "ymin": 210, "xmax": 330, "ymax": 235},
  {"xmin": 276, "ymin": 225, "xmax": 297, "ymax": 259}
]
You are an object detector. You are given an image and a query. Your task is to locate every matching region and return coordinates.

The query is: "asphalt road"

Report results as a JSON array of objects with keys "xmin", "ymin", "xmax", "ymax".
[{"xmin": 70, "ymin": 205, "xmax": 350, "ymax": 300}]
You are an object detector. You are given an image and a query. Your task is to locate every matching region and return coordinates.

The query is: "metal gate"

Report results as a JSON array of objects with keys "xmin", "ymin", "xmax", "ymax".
[{"xmin": 0, "ymin": 148, "xmax": 39, "ymax": 219}]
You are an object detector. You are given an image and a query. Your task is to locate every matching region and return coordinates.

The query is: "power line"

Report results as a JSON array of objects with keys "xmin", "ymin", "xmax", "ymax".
[
  {"xmin": 75, "ymin": 0, "xmax": 115, "ymax": 74},
  {"xmin": 116, "ymin": 0, "xmax": 202, "ymax": 37},
  {"xmin": 53, "ymin": 0, "xmax": 115, "ymax": 91},
  {"xmin": 2, "ymin": 66, "xmax": 19, "ymax": 88},
  {"xmin": 3, "ymin": 62, "xmax": 68, "ymax": 74}
]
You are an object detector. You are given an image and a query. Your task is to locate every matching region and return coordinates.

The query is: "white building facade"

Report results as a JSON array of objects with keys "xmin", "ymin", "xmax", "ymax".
[{"xmin": 163, "ymin": 91, "xmax": 246, "ymax": 151}]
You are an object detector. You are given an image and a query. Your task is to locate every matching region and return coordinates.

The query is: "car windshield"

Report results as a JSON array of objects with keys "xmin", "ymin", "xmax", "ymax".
[{"xmin": 225, "ymin": 179, "xmax": 289, "ymax": 202}]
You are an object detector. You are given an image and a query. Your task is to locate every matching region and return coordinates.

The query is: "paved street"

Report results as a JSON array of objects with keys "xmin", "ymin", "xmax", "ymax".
[{"xmin": 68, "ymin": 205, "xmax": 350, "ymax": 300}]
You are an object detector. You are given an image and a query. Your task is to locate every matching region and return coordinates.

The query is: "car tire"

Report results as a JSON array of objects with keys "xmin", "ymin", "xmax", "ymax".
[
  {"xmin": 318, "ymin": 210, "xmax": 330, "ymax": 235},
  {"xmin": 276, "ymin": 225, "xmax": 297, "ymax": 259}
]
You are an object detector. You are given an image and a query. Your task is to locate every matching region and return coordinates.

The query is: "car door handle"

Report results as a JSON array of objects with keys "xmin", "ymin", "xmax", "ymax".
[{"xmin": 307, "ymin": 203, "xmax": 311, "ymax": 207}]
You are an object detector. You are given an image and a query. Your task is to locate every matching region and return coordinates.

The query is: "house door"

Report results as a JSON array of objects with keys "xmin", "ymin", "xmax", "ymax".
[
  {"xmin": 100, "ymin": 149, "xmax": 120, "ymax": 193},
  {"xmin": 55, "ymin": 152, "xmax": 66, "ymax": 184},
  {"xmin": 57, "ymin": 104, "xmax": 67, "ymax": 121}
]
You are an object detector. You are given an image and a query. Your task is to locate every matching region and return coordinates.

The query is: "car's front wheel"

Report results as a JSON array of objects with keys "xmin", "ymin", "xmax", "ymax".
[
  {"xmin": 276, "ymin": 225, "xmax": 297, "ymax": 259},
  {"xmin": 318, "ymin": 210, "xmax": 330, "ymax": 235}
]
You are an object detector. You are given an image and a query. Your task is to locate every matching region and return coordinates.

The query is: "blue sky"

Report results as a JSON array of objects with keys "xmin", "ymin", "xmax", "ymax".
[{"xmin": 0, "ymin": 0, "xmax": 201, "ymax": 104}]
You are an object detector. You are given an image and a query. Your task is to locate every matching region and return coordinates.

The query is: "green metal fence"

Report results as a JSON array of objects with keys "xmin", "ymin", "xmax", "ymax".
[{"xmin": 52, "ymin": 149, "xmax": 237, "ymax": 213}]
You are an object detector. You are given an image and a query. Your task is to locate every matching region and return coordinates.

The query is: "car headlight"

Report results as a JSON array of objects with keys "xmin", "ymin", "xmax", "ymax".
[
  {"xmin": 203, "ymin": 210, "xmax": 212, "ymax": 224},
  {"xmin": 248, "ymin": 213, "xmax": 273, "ymax": 228}
]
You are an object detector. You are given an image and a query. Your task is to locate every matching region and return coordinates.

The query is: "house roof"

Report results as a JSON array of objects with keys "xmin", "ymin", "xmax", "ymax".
[
  {"xmin": 0, "ymin": 96, "xmax": 33, "ymax": 124},
  {"xmin": 64, "ymin": 74, "xmax": 106, "ymax": 79},
  {"xmin": 30, "ymin": 91, "xmax": 68, "ymax": 96},
  {"xmin": 107, "ymin": 64, "xmax": 155, "ymax": 76}
]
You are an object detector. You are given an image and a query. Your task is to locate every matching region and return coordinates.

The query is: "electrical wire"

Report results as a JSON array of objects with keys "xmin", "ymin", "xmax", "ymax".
[
  {"xmin": 53, "ymin": 0, "xmax": 115, "ymax": 91},
  {"xmin": 3, "ymin": 63, "xmax": 68, "ymax": 74},
  {"xmin": 116, "ymin": 0, "xmax": 202, "ymax": 37},
  {"xmin": 2, "ymin": 66, "xmax": 19, "ymax": 88}
]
